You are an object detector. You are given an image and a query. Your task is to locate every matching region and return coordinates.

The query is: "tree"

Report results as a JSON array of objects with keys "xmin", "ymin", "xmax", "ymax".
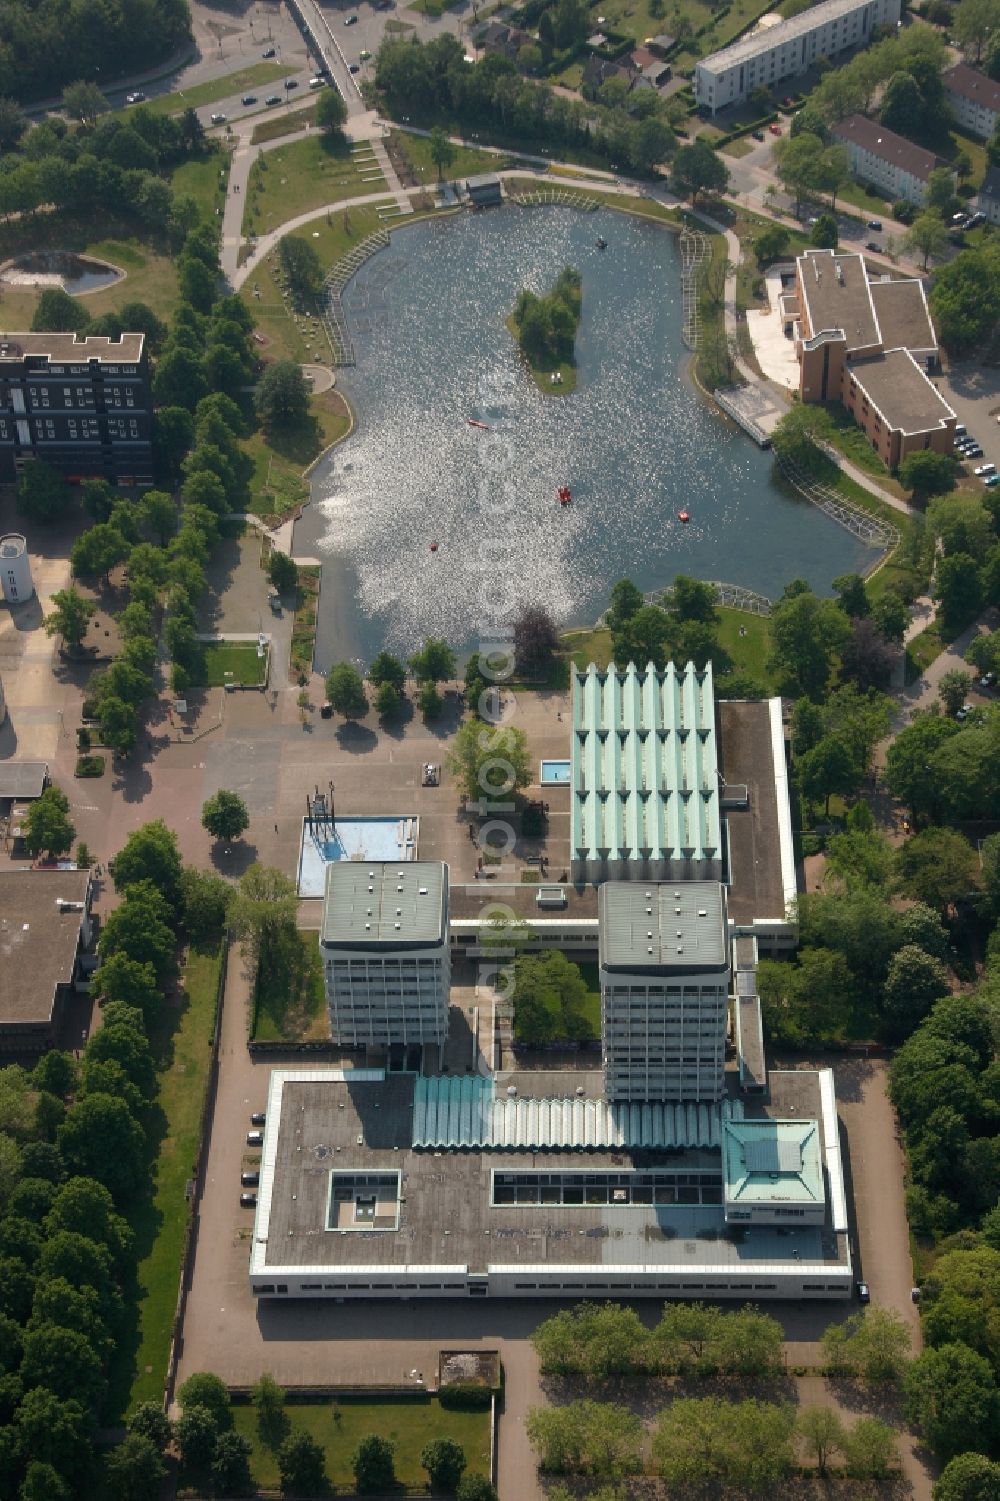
[
  {"xmin": 278, "ymin": 1428, "xmax": 327, "ymax": 1494},
  {"xmin": 672, "ymin": 139, "xmax": 729, "ymax": 203},
  {"xmin": 526, "ymin": 1399, "xmax": 643, "ymax": 1477},
  {"xmin": 111, "ymin": 821, "xmax": 183, "ymax": 911},
  {"xmin": 446, "ymin": 717, "xmax": 532, "ymax": 805},
  {"xmin": 811, "ymin": 211, "xmax": 839, "ymax": 248},
  {"xmin": 104, "ymin": 1433, "xmax": 165, "ymax": 1501},
  {"xmin": 652, "ymin": 1396, "xmax": 731, "ymax": 1486},
  {"xmin": 900, "ymin": 447, "xmax": 958, "ymax": 498},
  {"xmin": 20, "ymin": 1322, "xmax": 104, "ymax": 1405},
  {"xmin": 16, "ymin": 1387, "xmax": 89, "ymax": 1472},
  {"xmin": 419, "ymin": 680, "xmax": 442, "ymax": 720},
  {"xmin": 20, "ymin": 1463, "xmax": 69, "ymax": 1501},
  {"xmin": 421, "ymin": 1436, "xmax": 467, "ymax": 1491},
  {"xmin": 842, "ymin": 1416, "xmax": 898, "ymax": 1480},
  {"xmin": 201, "ymin": 790, "xmax": 250, "ymax": 842},
  {"xmin": 821, "ymin": 1307, "xmax": 911, "ymax": 1382},
  {"xmin": 905, "ymin": 1344, "xmax": 1000, "ymax": 1460},
  {"xmin": 278, "ymin": 235, "xmax": 323, "ymax": 298},
  {"xmin": 936, "ymin": 553, "xmax": 983, "ymax": 634},
  {"xmin": 251, "ymin": 1372, "xmax": 288, "ymax": 1450},
  {"xmin": 940, "ymin": 670, "xmax": 974, "ymax": 716},
  {"xmin": 176, "ymin": 1404, "xmax": 220, "ymax": 1472},
  {"xmin": 773, "ymin": 130, "xmax": 824, "ymax": 213},
  {"xmin": 754, "ymin": 224, "xmax": 790, "ymax": 265},
  {"xmin": 797, "ymin": 1406, "xmax": 845, "ymax": 1474},
  {"xmin": 268, "ymin": 551, "xmax": 298, "ymax": 594},
  {"xmin": 798, "ymin": 733, "xmax": 863, "ymax": 814},
  {"xmin": 43, "ymin": 588, "xmax": 95, "ymax": 650},
  {"xmin": 31, "ymin": 287, "xmax": 89, "ymax": 333},
  {"xmin": 771, "ymin": 403, "xmax": 836, "ymax": 469},
  {"xmin": 22, "ymin": 785, "xmax": 75, "ymax": 859},
  {"xmin": 934, "ymin": 1452, "xmax": 1000, "ymax": 1500},
  {"xmin": 316, "ymin": 85, "xmax": 348, "ymax": 137},
  {"xmin": 409, "ymin": 637, "xmax": 457, "ymax": 683},
  {"xmin": 369, "ymin": 651, "xmax": 406, "ymax": 691},
  {"xmin": 0, "ymin": 96, "xmax": 26, "ymax": 150},
  {"xmin": 612, "ymin": 603, "xmax": 671, "ymax": 670},
  {"xmin": 513, "ymin": 951, "xmax": 592, "ymax": 1045},
  {"xmin": 17, "ymin": 458, "xmax": 68, "ymax": 523},
  {"xmin": 429, "ymin": 124, "xmax": 456, "ymax": 180},
  {"xmin": 70, "ymin": 522, "xmax": 130, "ymax": 583},
  {"xmin": 953, "ymin": 0, "xmax": 1000, "ymax": 61},
  {"xmin": 178, "ymin": 1371, "xmax": 232, "ymax": 1429},
  {"xmin": 353, "ymin": 1434, "xmax": 396, "ymax": 1493},
  {"xmin": 832, "ymin": 572, "xmax": 870, "ymax": 618},
  {"xmin": 97, "ymin": 695, "xmax": 138, "ymax": 756},
  {"xmin": 211, "ymin": 1430, "xmax": 255, "ymax": 1497},
  {"xmin": 58, "ymin": 1094, "xmax": 144, "ymax": 1201},
  {"xmin": 63, "ymin": 80, "xmax": 107, "ymax": 126},
  {"xmin": 514, "ymin": 605, "xmax": 559, "ymax": 675},
  {"xmin": 141, "ymin": 490, "xmax": 177, "ymax": 547},
  {"xmin": 881, "ymin": 945, "xmax": 950, "ymax": 1042},
  {"xmin": 228, "ymin": 865, "xmax": 298, "ymax": 978},
  {"xmin": 905, "ymin": 212, "xmax": 950, "ymax": 271},
  {"xmin": 607, "ymin": 578, "xmax": 643, "ymax": 631},
  {"xmin": 325, "ymin": 661, "xmax": 368, "ymax": 718},
  {"xmin": 457, "ymin": 1480, "xmax": 498, "ymax": 1501},
  {"xmin": 128, "ymin": 1401, "xmax": 173, "ymax": 1454},
  {"xmin": 256, "ymin": 360, "xmax": 309, "ymax": 431},
  {"xmin": 898, "ymin": 827, "xmax": 979, "ymax": 912},
  {"xmin": 180, "ymin": 868, "xmax": 231, "ymax": 949},
  {"xmin": 927, "ymin": 165, "xmax": 959, "ymax": 217},
  {"xmin": 930, "ymin": 246, "xmax": 1000, "ymax": 355},
  {"xmin": 374, "ymin": 681, "xmax": 401, "ymax": 717}
]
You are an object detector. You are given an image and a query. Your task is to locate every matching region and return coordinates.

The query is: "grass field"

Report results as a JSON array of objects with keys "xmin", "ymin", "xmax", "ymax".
[
  {"xmin": 251, "ymin": 930, "xmax": 328, "ymax": 1041},
  {"xmin": 169, "ymin": 146, "xmax": 229, "ymax": 226},
  {"xmin": 199, "ymin": 640, "xmax": 267, "ymax": 687},
  {"xmin": 251, "ymin": 102, "xmax": 318, "ymax": 144},
  {"xmin": 389, "ymin": 128, "xmax": 511, "ymax": 183},
  {"xmin": 128, "ymin": 944, "xmax": 222, "ymax": 1412},
  {"xmin": 576, "ymin": 959, "xmax": 601, "ymax": 1038},
  {"xmin": 142, "ymin": 61, "xmax": 287, "ymax": 116},
  {"xmin": 0, "ymin": 227, "xmax": 180, "ymax": 329},
  {"xmin": 592, "ymin": 0, "xmax": 772, "ymax": 53},
  {"xmin": 232, "ymin": 1395, "xmax": 492, "ymax": 1491},
  {"xmin": 242, "ymin": 135, "xmax": 386, "ymax": 240},
  {"xmin": 717, "ymin": 605, "xmax": 774, "ymax": 686},
  {"xmin": 722, "ymin": 136, "xmax": 754, "ymax": 158},
  {"xmin": 245, "ymin": 390, "xmax": 352, "ymax": 518}
]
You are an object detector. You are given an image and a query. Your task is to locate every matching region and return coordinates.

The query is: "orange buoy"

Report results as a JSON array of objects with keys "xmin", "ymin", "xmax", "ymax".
[{"xmin": 677, "ymin": 509, "xmax": 690, "ymax": 523}]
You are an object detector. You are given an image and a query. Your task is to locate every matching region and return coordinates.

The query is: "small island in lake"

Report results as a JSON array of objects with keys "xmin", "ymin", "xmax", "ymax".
[{"xmin": 507, "ymin": 264, "xmax": 582, "ymax": 394}]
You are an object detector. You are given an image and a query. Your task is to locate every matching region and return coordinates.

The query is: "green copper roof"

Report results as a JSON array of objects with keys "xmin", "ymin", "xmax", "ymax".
[
  {"xmin": 722, "ymin": 1119, "xmax": 825, "ymax": 1207},
  {"xmin": 570, "ymin": 661, "xmax": 721, "ymax": 873}
]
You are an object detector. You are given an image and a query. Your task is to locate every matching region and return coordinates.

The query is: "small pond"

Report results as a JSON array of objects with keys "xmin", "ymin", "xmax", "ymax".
[{"xmin": 0, "ymin": 250, "xmax": 123, "ymax": 294}]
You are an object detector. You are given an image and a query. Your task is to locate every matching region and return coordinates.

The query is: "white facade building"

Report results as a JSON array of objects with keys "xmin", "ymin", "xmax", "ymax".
[
  {"xmin": 320, "ymin": 861, "xmax": 450, "ymax": 1052},
  {"xmin": 830, "ymin": 114, "xmax": 945, "ymax": 205},
  {"xmin": 944, "ymin": 64, "xmax": 1000, "ymax": 141},
  {"xmin": 980, "ymin": 166, "xmax": 1000, "ymax": 226},
  {"xmin": 0, "ymin": 534, "xmax": 32, "ymax": 605},
  {"xmin": 599, "ymin": 881, "xmax": 730, "ymax": 1102},
  {"xmin": 695, "ymin": 0, "xmax": 900, "ymax": 114}
]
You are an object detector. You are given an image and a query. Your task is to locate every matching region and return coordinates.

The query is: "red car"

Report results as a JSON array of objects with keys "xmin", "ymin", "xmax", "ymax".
[{"xmin": 769, "ymin": 122, "xmax": 782, "ymax": 135}]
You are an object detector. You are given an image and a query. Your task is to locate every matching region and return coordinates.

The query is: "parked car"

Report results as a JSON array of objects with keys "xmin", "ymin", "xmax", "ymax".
[
  {"xmin": 956, "ymin": 703, "xmax": 974, "ymax": 720},
  {"xmin": 349, "ymin": 62, "xmax": 360, "ymax": 72},
  {"xmin": 247, "ymin": 1129, "xmax": 264, "ymax": 1146},
  {"xmin": 978, "ymin": 673, "xmax": 996, "ymax": 686},
  {"xmin": 751, "ymin": 129, "xmax": 764, "ymax": 141},
  {"xmin": 965, "ymin": 445, "xmax": 985, "ymax": 458},
  {"xmin": 975, "ymin": 462, "xmax": 998, "ymax": 476},
  {"xmin": 242, "ymin": 94, "xmax": 258, "ymax": 105},
  {"xmin": 285, "ymin": 78, "xmax": 298, "ymax": 88},
  {"xmin": 125, "ymin": 90, "xmax": 145, "ymax": 105},
  {"xmin": 865, "ymin": 241, "xmax": 881, "ymax": 252},
  {"xmin": 768, "ymin": 122, "xmax": 782, "ymax": 135},
  {"xmin": 345, "ymin": 11, "xmax": 358, "ymax": 21},
  {"xmin": 263, "ymin": 45, "xmax": 277, "ymax": 57},
  {"xmin": 866, "ymin": 218, "xmax": 882, "ymax": 230},
  {"xmin": 240, "ymin": 1192, "xmax": 258, "ymax": 1207},
  {"xmin": 210, "ymin": 112, "xmax": 226, "ymax": 125},
  {"xmin": 987, "ymin": 474, "xmax": 1000, "ymax": 488},
  {"xmin": 241, "ymin": 1170, "xmax": 260, "ymax": 1186},
  {"xmin": 955, "ymin": 423, "xmax": 967, "ymax": 435},
  {"xmin": 251, "ymin": 1111, "xmax": 266, "ymax": 1126},
  {"xmin": 856, "ymin": 1281, "xmax": 870, "ymax": 1303},
  {"xmin": 309, "ymin": 75, "xmax": 327, "ymax": 88},
  {"xmin": 265, "ymin": 94, "xmax": 282, "ymax": 106}
]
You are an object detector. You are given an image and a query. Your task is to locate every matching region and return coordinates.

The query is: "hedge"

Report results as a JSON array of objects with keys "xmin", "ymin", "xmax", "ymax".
[{"xmin": 439, "ymin": 1382, "xmax": 494, "ymax": 1411}]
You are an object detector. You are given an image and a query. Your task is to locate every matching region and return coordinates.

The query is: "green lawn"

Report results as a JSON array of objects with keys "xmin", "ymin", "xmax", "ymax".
[
  {"xmin": 290, "ymin": 565, "xmax": 321, "ymax": 682},
  {"xmin": 128, "ymin": 944, "xmax": 223, "ymax": 1411},
  {"xmin": 242, "ymin": 135, "xmax": 386, "ymax": 240},
  {"xmin": 389, "ymin": 128, "xmax": 511, "ymax": 183},
  {"xmin": 585, "ymin": 0, "xmax": 772, "ymax": 53},
  {"xmin": 576, "ymin": 960, "xmax": 601, "ymax": 1038},
  {"xmin": 561, "ymin": 624, "xmax": 614, "ymax": 670},
  {"xmin": 835, "ymin": 176, "xmax": 893, "ymax": 217},
  {"xmin": 142, "ymin": 61, "xmax": 287, "ymax": 116},
  {"xmin": 232, "ymin": 1395, "xmax": 492, "ymax": 1492},
  {"xmin": 245, "ymin": 391, "xmax": 352, "ymax": 519},
  {"xmin": 722, "ymin": 136, "xmax": 754, "ymax": 159},
  {"xmin": 251, "ymin": 930, "xmax": 328, "ymax": 1041},
  {"xmin": 199, "ymin": 640, "xmax": 267, "ymax": 688},
  {"xmin": 251, "ymin": 103, "xmax": 318, "ymax": 144},
  {"xmin": 717, "ymin": 606, "xmax": 774, "ymax": 687},
  {"xmin": 169, "ymin": 146, "xmax": 229, "ymax": 227},
  {"xmin": 820, "ymin": 400, "xmax": 901, "ymax": 489}
]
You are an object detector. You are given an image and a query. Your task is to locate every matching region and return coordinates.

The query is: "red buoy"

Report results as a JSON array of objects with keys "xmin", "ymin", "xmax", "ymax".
[
  {"xmin": 430, "ymin": 542, "xmax": 439, "ymax": 552},
  {"xmin": 677, "ymin": 509, "xmax": 690, "ymax": 523},
  {"xmin": 558, "ymin": 485, "xmax": 572, "ymax": 506}
]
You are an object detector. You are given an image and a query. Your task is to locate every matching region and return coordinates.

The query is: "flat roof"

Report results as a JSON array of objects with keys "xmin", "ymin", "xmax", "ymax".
[
  {"xmin": 0, "ymin": 761, "xmax": 48, "ymax": 800},
  {"xmin": 699, "ymin": 0, "xmax": 881, "ymax": 71},
  {"xmin": 797, "ymin": 249, "xmax": 880, "ymax": 353},
  {"xmin": 321, "ymin": 861, "xmax": 446, "ymax": 948},
  {"xmin": 849, "ymin": 347, "xmax": 956, "ymax": 435},
  {"xmin": 0, "ymin": 332, "xmax": 145, "ymax": 364},
  {"xmin": 831, "ymin": 114, "xmax": 939, "ymax": 182},
  {"xmin": 944, "ymin": 63, "xmax": 1000, "ymax": 113},
  {"xmin": 716, "ymin": 699, "xmax": 792, "ymax": 925},
  {"xmin": 250, "ymin": 1067, "xmax": 849, "ymax": 1278},
  {"xmin": 723, "ymin": 1118, "xmax": 824, "ymax": 1206},
  {"xmin": 0, "ymin": 869, "xmax": 90, "ymax": 1026},
  {"xmin": 868, "ymin": 277, "xmax": 937, "ymax": 354},
  {"xmin": 598, "ymin": 880, "xmax": 728, "ymax": 971}
]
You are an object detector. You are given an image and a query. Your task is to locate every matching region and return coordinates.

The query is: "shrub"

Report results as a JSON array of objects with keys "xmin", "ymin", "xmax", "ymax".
[
  {"xmin": 440, "ymin": 1382, "xmax": 493, "ymax": 1411},
  {"xmin": 75, "ymin": 755, "xmax": 105, "ymax": 779}
]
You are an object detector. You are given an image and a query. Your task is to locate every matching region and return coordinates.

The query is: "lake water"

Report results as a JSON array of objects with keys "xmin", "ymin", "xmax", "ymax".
[
  {"xmin": 298, "ymin": 205, "xmax": 873, "ymax": 668},
  {"xmin": 0, "ymin": 250, "xmax": 123, "ymax": 294}
]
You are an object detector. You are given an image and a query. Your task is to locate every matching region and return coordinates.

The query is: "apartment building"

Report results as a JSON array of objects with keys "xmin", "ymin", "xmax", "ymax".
[
  {"xmin": 0, "ymin": 332, "xmax": 152, "ymax": 487},
  {"xmin": 599, "ymin": 881, "xmax": 730, "ymax": 1102},
  {"xmin": 944, "ymin": 63, "xmax": 1000, "ymax": 141},
  {"xmin": 694, "ymin": 0, "xmax": 900, "ymax": 114},
  {"xmin": 789, "ymin": 248, "xmax": 956, "ymax": 468},
  {"xmin": 830, "ymin": 114, "xmax": 946, "ymax": 205},
  {"xmin": 320, "ymin": 861, "xmax": 450, "ymax": 1055}
]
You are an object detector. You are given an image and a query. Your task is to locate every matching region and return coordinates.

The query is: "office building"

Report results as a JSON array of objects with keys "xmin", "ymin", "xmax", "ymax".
[
  {"xmin": 830, "ymin": 114, "xmax": 947, "ymax": 206},
  {"xmin": 0, "ymin": 332, "xmax": 153, "ymax": 487},
  {"xmin": 944, "ymin": 63, "xmax": 1000, "ymax": 141},
  {"xmin": 599, "ymin": 881, "xmax": 729, "ymax": 1102},
  {"xmin": 695, "ymin": 0, "xmax": 900, "ymax": 114},
  {"xmin": 0, "ymin": 869, "xmax": 93, "ymax": 1054},
  {"xmin": 320, "ymin": 861, "xmax": 450, "ymax": 1055},
  {"xmin": 787, "ymin": 248, "xmax": 956, "ymax": 468}
]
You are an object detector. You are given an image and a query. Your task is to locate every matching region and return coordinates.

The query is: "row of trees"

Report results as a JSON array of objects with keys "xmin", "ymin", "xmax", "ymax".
[
  {"xmin": 532, "ymin": 1301, "xmax": 784, "ymax": 1380},
  {"xmin": 326, "ymin": 637, "xmax": 458, "ymax": 722},
  {"xmin": 525, "ymin": 1395, "xmax": 898, "ymax": 1483},
  {"xmin": 0, "ymin": 0, "xmax": 188, "ymax": 102}
]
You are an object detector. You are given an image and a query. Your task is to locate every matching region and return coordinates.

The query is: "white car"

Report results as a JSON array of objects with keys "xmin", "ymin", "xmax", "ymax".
[
  {"xmin": 210, "ymin": 112, "xmax": 227, "ymax": 125},
  {"xmin": 956, "ymin": 703, "xmax": 974, "ymax": 720},
  {"xmin": 125, "ymin": 90, "xmax": 145, "ymax": 105},
  {"xmin": 975, "ymin": 462, "xmax": 997, "ymax": 477}
]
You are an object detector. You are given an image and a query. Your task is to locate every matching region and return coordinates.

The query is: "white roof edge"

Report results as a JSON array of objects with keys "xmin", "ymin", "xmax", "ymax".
[{"xmin": 768, "ymin": 698, "xmax": 797, "ymax": 914}]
